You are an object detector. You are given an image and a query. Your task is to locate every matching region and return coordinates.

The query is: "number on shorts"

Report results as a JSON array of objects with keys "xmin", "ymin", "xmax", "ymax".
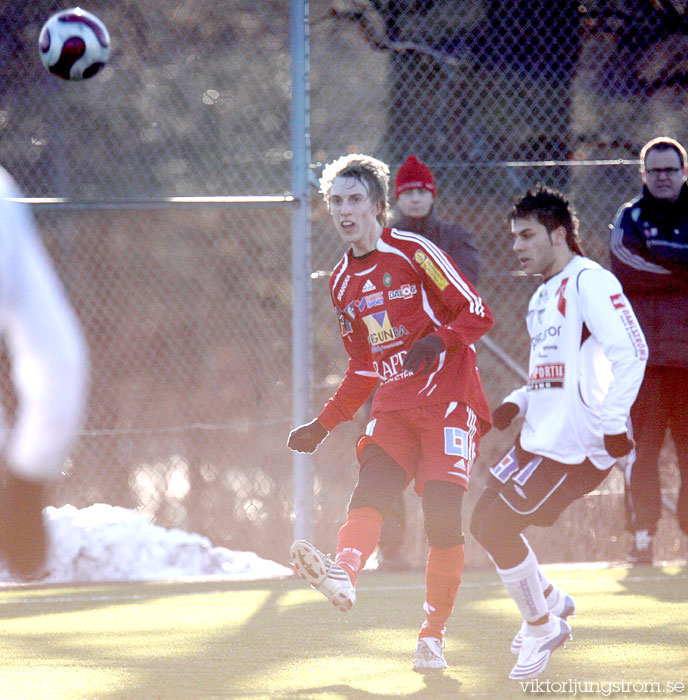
[
  {"xmin": 444, "ymin": 426, "xmax": 469, "ymax": 458},
  {"xmin": 490, "ymin": 448, "xmax": 520, "ymax": 483},
  {"xmin": 513, "ymin": 455, "xmax": 542, "ymax": 486}
]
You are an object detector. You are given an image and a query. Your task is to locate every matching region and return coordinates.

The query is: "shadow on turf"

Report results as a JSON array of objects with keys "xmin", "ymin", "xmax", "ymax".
[
  {"xmin": 284, "ymin": 672, "xmax": 462, "ymax": 700},
  {"xmin": 616, "ymin": 563, "xmax": 688, "ymax": 604}
]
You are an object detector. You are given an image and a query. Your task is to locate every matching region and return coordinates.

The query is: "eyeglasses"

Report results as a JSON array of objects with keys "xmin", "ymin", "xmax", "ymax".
[{"xmin": 645, "ymin": 167, "xmax": 683, "ymax": 176}]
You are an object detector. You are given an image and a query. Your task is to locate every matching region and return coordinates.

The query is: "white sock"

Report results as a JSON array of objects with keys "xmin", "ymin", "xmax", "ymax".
[
  {"xmin": 545, "ymin": 586, "xmax": 562, "ymax": 610},
  {"xmin": 530, "ymin": 538, "xmax": 559, "ymax": 606},
  {"xmin": 496, "ymin": 538, "xmax": 550, "ymax": 625},
  {"xmin": 537, "ymin": 565, "xmax": 552, "ymax": 595}
]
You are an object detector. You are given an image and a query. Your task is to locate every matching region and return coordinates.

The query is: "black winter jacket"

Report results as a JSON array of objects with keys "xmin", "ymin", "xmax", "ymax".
[{"xmin": 609, "ymin": 184, "xmax": 688, "ymax": 368}]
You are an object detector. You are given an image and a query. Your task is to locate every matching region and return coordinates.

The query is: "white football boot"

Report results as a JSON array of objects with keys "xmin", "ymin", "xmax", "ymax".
[
  {"xmin": 509, "ymin": 616, "xmax": 571, "ymax": 680},
  {"xmin": 290, "ymin": 540, "xmax": 356, "ymax": 612},
  {"xmin": 413, "ymin": 637, "xmax": 447, "ymax": 672},
  {"xmin": 511, "ymin": 588, "xmax": 576, "ymax": 654}
]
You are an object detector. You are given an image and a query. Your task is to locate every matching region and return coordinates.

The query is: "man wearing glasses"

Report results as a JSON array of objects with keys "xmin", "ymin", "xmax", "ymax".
[{"xmin": 609, "ymin": 136, "xmax": 688, "ymax": 565}]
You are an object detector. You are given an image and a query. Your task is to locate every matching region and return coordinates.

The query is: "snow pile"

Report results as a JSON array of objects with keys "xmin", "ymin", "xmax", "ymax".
[{"xmin": 0, "ymin": 503, "xmax": 292, "ymax": 584}]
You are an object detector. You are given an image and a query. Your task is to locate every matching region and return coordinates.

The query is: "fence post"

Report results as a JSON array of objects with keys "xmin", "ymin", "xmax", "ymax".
[{"xmin": 290, "ymin": 0, "xmax": 313, "ymax": 543}]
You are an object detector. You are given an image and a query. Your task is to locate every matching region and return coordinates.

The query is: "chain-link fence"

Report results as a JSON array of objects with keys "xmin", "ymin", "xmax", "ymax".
[{"xmin": 1, "ymin": 1, "xmax": 686, "ymax": 569}]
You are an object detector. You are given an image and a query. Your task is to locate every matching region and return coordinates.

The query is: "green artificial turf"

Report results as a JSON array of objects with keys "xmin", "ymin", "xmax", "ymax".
[{"xmin": 0, "ymin": 565, "xmax": 685, "ymax": 699}]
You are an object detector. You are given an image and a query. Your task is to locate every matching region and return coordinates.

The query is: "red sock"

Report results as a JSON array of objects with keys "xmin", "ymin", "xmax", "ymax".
[
  {"xmin": 419, "ymin": 544, "xmax": 465, "ymax": 641},
  {"xmin": 334, "ymin": 506, "xmax": 384, "ymax": 586}
]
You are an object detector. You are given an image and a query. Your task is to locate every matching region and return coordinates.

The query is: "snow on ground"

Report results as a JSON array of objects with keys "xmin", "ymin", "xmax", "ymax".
[{"xmin": 0, "ymin": 503, "xmax": 293, "ymax": 584}]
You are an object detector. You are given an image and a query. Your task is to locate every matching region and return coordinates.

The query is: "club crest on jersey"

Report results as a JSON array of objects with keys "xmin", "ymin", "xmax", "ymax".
[
  {"xmin": 363, "ymin": 311, "xmax": 408, "ymax": 346},
  {"xmin": 414, "ymin": 250, "xmax": 448, "ymax": 290},
  {"xmin": 555, "ymin": 277, "xmax": 568, "ymax": 317},
  {"xmin": 383, "ymin": 272, "xmax": 392, "ymax": 287},
  {"xmin": 361, "ymin": 279, "xmax": 376, "ymax": 293}
]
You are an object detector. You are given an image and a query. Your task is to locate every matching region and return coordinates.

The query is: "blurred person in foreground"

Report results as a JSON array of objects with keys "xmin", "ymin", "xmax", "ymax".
[
  {"xmin": 609, "ymin": 136, "xmax": 688, "ymax": 566},
  {"xmin": 376, "ymin": 154, "xmax": 481, "ymax": 572},
  {"xmin": 287, "ymin": 153, "xmax": 493, "ymax": 672},
  {"xmin": 0, "ymin": 166, "xmax": 88, "ymax": 580},
  {"xmin": 470, "ymin": 185, "xmax": 647, "ymax": 680}
]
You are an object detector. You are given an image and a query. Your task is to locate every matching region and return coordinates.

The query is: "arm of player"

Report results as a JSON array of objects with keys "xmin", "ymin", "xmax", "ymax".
[
  {"xmin": 494, "ymin": 386, "xmax": 529, "ymax": 427},
  {"xmin": 578, "ymin": 269, "xmax": 648, "ymax": 438},
  {"xmin": 314, "ymin": 297, "xmax": 379, "ymax": 432},
  {"xmin": 317, "ymin": 356, "xmax": 379, "ymax": 431},
  {"xmin": 287, "ymin": 418, "xmax": 328, "ymax": 453},
  {"xmin": 2, "ymin": 194, "xmax": 89, "ymax": 482},
  {"xmin": 411, "ymin": 241, "xmax": 494, "ymax": 348},
  {"xmin": 491, "ymin": 401, "xmax": 520, "ymax": 430}
]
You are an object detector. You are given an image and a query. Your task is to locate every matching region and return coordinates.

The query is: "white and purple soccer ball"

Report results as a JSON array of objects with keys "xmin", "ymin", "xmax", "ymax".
[{"xmin": 38, "ymin": 7, "xmax": 110, "ymax": 81}]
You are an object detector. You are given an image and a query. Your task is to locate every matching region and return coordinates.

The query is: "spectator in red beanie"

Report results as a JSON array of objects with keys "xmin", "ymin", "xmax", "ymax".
[{"xmin": 393, "ymin": 155, "xmax": 480, "ymax": 285}]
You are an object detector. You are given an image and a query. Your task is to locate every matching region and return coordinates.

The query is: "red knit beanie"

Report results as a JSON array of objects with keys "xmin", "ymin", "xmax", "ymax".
[{"xmin": 394, "ymin": 155, "xmax": 436, "ymax": 199}]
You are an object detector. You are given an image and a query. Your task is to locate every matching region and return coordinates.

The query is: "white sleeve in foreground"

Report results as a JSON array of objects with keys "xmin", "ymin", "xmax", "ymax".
[{"xmin": 1, "ymin": 196, "xmax": 88, "ymax": 481}]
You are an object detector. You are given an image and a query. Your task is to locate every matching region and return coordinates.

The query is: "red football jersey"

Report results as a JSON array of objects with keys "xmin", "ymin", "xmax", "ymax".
[{"xmin": 317, "ymin": 227, "xmax": 493, "ymax": 433}]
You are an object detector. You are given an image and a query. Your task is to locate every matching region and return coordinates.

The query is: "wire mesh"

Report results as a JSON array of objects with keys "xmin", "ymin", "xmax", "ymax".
[{"xmin": 0, "ymin": 0, "xmax": 685, "ymax": 566}]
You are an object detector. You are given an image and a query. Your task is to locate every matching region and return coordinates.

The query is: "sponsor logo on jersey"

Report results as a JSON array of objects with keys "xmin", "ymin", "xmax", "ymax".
[
  {"xmin": 555, "ymin": 277, "xmax": 569, "ymax": 317},
  {"xmin": 453, "ymin": 458, "xmax": 467, "ymax": 473},
  {"xmin": 363, "ymin": 311, "xmax": 409, "ymax": 346},
  {"xmin": 356, "ymin": 291, "xmax": 384, "ymax": 311},
  {"xmin": 531, "ymin": 325, "xmax": 561, "ymax": 350},
  {"xmin": 610, "ymin": 293, "xmax": 625, "ymax": 310},
  {"xmin": 613, "ymin": 298, "xmax": 648, "ymax": 360},
  {"xmin": 336, "ymin": 274, "xmax": 351, "ymax": 301},
  {"xmin": 414, "ymin": 250, "xmax": 448, "ymax": 290},
  {"xmin": 388, "ymin": 283, "xmax": 418, "ymax": 301},
  {"xmin": 372, "ymin": 350, "xmax": 409, "ymax": 381},
  {"xmin": 362, "ymin": 279, "xmax": 376, "ymax": 293},
  {"xmin": 528, "ymin": 362, "xmax": 565, "ymax": 390}
]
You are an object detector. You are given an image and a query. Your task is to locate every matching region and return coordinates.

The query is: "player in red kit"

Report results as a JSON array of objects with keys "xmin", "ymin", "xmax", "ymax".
[{"xmin": 287, "ymin": 154, "xmax": 493, "ymax": 671}]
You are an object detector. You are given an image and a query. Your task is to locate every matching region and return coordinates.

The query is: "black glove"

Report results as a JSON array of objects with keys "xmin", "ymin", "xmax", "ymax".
[
  {"xmin": 491, "ymin": 402, "xmax": 520, "ymax": 430},
  {"xmin": 604, "ymin": 432, "xmax": 635, "ymax": 458},
  {"xmin": 402, "ymin": 334, "xmax": 445, "ymax": 375},
  {"xmin": 287, "ymin": 418, "xmax": 328, "ymax": 453}
]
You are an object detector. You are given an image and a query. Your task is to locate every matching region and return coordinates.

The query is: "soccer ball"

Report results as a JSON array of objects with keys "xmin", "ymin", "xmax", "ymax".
[{"xmin": 38, "ymin": 8, "xmax": 110, "ymax": 81}]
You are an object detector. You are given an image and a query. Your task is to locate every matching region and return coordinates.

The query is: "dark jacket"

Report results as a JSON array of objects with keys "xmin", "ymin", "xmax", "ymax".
[
  {"xmin": 609, "ymin": 183, "xmax": 688, "ymax": 368},
  {"xmin": 393, "ymin": 211, "xmax": 480, "ymax": 286}
]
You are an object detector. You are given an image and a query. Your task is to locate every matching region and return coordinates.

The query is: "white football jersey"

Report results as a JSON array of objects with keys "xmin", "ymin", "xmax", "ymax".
[{"xmin": 504, "ymin": 255, "xmax": 647, "ymax": 469}]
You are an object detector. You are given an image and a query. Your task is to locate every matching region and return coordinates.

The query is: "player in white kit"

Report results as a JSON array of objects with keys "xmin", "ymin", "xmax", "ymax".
[{"xmin": 470, "ymin": 185, "xmax": 647, "ymax": 680}]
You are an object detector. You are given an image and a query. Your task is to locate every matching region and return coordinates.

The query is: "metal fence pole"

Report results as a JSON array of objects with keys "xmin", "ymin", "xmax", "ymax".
[{"xmin": 290, "ymin": 0, "xmax": 313, "ymax": 543}]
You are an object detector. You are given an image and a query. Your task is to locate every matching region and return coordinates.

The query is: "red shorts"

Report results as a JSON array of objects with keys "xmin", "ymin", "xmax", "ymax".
[{"xmin": 356, "ymin": 401, "xmax": 481, "ymax": 495}]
